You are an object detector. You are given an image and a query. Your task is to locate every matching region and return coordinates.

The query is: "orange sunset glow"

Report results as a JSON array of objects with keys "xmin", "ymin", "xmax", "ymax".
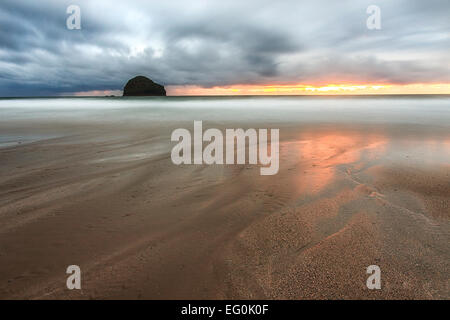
[{"xmin": 167, "ymin": 83, "xmax": 450, "ymax": 96}]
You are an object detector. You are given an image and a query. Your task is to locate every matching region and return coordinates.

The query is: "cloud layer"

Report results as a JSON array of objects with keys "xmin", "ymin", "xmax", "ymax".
[{"xmin": 0, "ymin": 0, "xmax": 449, "ymax": 96}]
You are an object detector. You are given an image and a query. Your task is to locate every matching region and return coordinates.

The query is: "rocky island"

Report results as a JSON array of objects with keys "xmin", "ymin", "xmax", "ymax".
[{"xmin": 123, "ymin": 76, "xmax": 166, "ymax": 96}]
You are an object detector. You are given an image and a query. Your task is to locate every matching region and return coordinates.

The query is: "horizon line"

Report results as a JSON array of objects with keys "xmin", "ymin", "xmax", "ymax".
[{"xmin": 2, "ymin": 93, "xmax": 450, "ymax": 99}]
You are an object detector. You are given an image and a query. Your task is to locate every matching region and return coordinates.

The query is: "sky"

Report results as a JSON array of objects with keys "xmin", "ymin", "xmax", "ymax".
[{"xmin": 0, "ymin": 0, "xmax": 449, "ymax": 96}]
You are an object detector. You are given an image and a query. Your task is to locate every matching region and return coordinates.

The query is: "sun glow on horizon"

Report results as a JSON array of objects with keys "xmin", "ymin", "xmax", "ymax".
[{"xmin": 166, "ymin": 83, "xmax": 450, "ymax": 96}]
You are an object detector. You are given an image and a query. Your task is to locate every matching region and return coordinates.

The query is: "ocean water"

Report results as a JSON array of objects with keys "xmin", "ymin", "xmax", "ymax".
[
  {"xmin": 0, "ymin": 95, "xmax": 449, "ymax": 125},
  {"xmin": 0, "ymin": 95, "xmax": 449, "ymax": 162}
]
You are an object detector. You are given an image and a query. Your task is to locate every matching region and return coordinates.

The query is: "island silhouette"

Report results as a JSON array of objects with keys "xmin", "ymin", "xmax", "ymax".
[{"xmin": 123, "ymin": 76, "xmax": 166, "ymax": 96}]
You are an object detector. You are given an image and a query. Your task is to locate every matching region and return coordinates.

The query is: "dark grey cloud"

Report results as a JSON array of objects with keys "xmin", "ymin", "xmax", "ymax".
[{"xmin": 0, "ymin": 0, "xmax": 449, "ymax": 96}]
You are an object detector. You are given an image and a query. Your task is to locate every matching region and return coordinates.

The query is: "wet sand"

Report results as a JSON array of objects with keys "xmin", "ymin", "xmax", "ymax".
[{"xmin": 0, "ymin": 105, "xmax": 449, "ymax": 299}]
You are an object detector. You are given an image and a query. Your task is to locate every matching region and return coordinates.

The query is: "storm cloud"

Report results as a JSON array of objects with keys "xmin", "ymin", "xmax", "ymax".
[{"xmin": 0, "ymin": 0, "xmax": 449, "ymax": 96}]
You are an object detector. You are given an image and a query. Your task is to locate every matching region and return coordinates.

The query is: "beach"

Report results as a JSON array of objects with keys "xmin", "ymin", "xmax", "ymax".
[{"xmin": 0, "ymin": 96, "xmax": 448, "ymax": 299}]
